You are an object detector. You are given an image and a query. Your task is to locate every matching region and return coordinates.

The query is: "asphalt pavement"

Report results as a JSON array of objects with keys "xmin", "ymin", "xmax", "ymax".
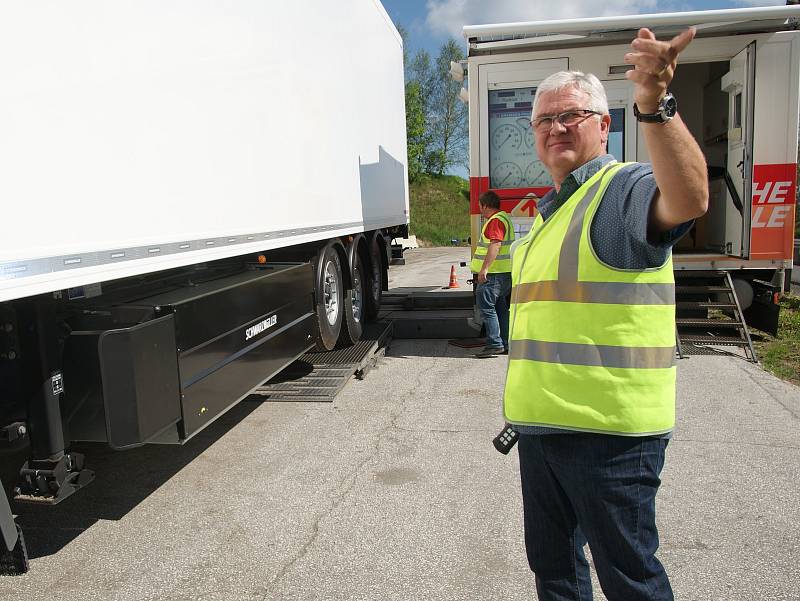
[{"xmin": 2, "ymin": 247, "xmax": 799, "ymax": 600}]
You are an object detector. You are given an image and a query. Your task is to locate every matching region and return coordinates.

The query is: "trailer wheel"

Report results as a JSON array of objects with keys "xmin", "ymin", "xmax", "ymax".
[
  {"xmin": 339, "ymin": 253, "xmax": 365, "ymax": 345},
  {"xmin": 314, "ymin": 243, "xmax": 344, "ymax": 351},
  {"xmin": 0, "ymin": 525, "xmax": 29, "ymax": 575},
  {"xmin": 364, "ymin": 233, "xmax": 385, "ymax": 320}
]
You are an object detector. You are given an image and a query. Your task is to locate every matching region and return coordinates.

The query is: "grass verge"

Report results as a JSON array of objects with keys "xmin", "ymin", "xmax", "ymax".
[
  {"xmin": 752, "ymin": 293, "xmax": 800, "ymax": 386},
  {"xmin": 409, "ymin": 174, "xmax": 470, "ymax": 246}
]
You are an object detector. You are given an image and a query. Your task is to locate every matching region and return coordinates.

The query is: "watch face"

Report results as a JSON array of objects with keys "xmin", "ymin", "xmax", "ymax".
[{"xmin": 663, "ymin": 94, "xmax": 678, "ymax": 117}]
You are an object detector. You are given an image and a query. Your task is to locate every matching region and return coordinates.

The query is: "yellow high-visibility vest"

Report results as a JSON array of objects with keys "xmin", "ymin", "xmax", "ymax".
[
  {"xmin": 470, "ymin": 211, "xmax": 515, "ymax": 274},
  {"xmin": 504, "ymin": 162, "xmax": 676, "ymax": 435}
]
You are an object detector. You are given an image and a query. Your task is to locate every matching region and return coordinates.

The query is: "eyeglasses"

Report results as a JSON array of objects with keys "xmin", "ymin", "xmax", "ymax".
[{"xmin": 531, "ymin": 109, "xmax": 602, "ymax": 132}]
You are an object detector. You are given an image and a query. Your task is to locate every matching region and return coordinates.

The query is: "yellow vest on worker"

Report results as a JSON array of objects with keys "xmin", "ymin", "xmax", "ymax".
[
  {"xmin": 504, "ymin": 162, "xmax": 676, "ymax": 436},
  {"xmin": 470, "ymin": 211, "xmax": 515, "ymax": 274}
]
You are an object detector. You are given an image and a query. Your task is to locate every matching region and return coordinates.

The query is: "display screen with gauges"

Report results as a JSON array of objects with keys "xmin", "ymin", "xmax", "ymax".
[
  {"xmin": 488, "ymin": 88, "xmax": 626, "ymax": 190},
  {"xmin": 488, "ymin": 86, "xmax": 551, "ymax": 190}
]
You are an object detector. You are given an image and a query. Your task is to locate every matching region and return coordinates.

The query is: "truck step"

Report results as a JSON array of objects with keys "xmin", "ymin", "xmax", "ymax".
[
  {"xmin": 674, "ymin": 270, "xmax": 757, "ymax": 362},
  {"xmin": 677, "ymin": 301, "xmax": 737, "ymax": 309},
  {"xmin": 675, "ymin": 285, "xmax": 731, "ymax": 293},
  {"xmin": 678, "ymin": 334, "xmax": 751, "ymax": 346},
  {"xmin": 673, "ymin": 270, "xmax": 727, "ymax": 278},
  {"xmin": 675, "ymin": 318, "xmax": 742, "ymax": 328}
]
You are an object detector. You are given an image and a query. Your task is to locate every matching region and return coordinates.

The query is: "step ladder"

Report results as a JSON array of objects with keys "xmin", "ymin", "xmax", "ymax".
[{"xmin": 674, "ymin": 270, "xmax": 757, "ymax": 362}]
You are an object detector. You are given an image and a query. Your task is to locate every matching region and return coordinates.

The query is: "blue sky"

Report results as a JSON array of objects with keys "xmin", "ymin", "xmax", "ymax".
[{"xmin": 381, "ymin": 0, "xmax": 786, "ymax": 59}]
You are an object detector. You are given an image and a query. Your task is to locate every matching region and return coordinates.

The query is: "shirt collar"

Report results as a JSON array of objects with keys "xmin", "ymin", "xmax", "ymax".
[
  {"xmin": 538, "ymin": 154, "xmax": 616, "ymax": 218},
  {"xmin": 568, "ymin": 153, "xmax": 616, "ymax": 187}
]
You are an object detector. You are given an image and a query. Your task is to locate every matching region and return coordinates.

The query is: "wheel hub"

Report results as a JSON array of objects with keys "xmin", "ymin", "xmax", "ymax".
[
  {"xmin": 351, "ymin": 269, "xmax": 362, "ymax": 323},
  {"xmin": 323, "ymin": 260, "xmax": 339, "ymax": 325}
]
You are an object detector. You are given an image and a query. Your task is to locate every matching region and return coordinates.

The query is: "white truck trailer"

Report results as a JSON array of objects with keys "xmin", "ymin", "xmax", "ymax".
[
  {"xmin": 0, "ymin": 0, "xmax": 408, "ymax": 572},
  {"xmin": 462, "ymin": 5, "xmax": 800, "ymax": 351}
]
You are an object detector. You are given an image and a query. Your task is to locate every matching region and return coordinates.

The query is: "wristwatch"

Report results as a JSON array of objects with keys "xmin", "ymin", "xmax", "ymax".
[{"xmin": 634, "ymin": 92, "xmax": 677, "ymax": 124}]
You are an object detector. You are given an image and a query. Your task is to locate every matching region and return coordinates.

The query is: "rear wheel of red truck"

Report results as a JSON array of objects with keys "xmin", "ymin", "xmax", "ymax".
[{"xmin": 314, "ymin": 242, "xmax": 345, "ymax": 351}]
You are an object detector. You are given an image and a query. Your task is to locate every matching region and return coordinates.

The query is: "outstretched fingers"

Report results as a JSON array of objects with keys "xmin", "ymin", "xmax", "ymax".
[
  {"xmin": 669, "ymin": 27, "xmax": 696, "ymax": 55},
  {"xmin": 624, "ymin": 51, "xmax": 671, "ymax": 76},
  {"xmin": 630, "ymin": 27, "xmax": 696, "ymax": 67}
]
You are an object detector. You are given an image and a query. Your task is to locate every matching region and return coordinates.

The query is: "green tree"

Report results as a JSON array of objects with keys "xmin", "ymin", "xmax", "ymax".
[
  {"xmin": 408, "ymin": 49, "xmax": 436, "ymax": 113},
  {"xmin": 396, "ymin": 24, "xmax": 410, "ymax": 73},
  {"xmin": 397, "ymin": 24, "xmax": 432, "ymax": 182},
  {"xmin": 398, "ymin": 26, "xmax": 468, "ymax": 178},
  {"xmin": 426, "ymin": 39, "xmax": 468, "ymax": 175},
  {"xmin": 405, "ymin": 80, "xmax": 427, "ymax": 182}
]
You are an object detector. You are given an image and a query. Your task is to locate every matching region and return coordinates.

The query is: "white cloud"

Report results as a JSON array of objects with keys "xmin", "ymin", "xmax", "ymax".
[{"xmin": 426, "ymin": 0, "xmax": 679, "ymax": 39}]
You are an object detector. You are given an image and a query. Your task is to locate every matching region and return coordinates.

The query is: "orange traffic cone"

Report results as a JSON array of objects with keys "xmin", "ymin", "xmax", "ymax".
[{"xmin": 447, "ymin": 265, "xmax": 459, "ymax": 288}]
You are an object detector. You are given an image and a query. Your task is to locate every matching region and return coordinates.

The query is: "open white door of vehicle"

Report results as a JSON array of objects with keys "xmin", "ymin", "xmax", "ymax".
[{"xmin": 721, "ymin": 42, "xmax": 756, "ymax": 258}]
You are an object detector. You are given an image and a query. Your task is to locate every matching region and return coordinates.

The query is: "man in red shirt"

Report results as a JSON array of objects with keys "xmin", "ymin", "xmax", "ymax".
[{"xmin": 470, "ymin": 191, "xmax": 515, "ymax": 358}]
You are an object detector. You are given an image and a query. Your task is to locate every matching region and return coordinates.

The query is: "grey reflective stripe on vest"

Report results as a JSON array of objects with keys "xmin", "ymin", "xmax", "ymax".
[
  {"xmin": 511, "ymin": 280, "xmax": 674, "ymax": 305},
  {"xmin": 477, "ymin": 240, "xmax": 514, "ymax": 248},
  {"xmin": 512, "ymin": 163, "xmax": 674, "ymax": 307},
  {"xmin": 509, "ymin": 339, "xmax": 676, "ymax": 369},
  {"xmin": 559, "ymin": 175, "xmax": 604, "ymax": 281}
]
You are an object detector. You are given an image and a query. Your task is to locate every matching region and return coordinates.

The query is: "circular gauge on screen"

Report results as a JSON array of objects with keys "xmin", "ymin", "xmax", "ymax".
[
  {"xmin": 492, "ymin": 124, "xmax": 522, "ymax": 151},
  {"xmin": 525, "ymin": 160, "xmax": 552, "ymax": 187},
  {"xmin": 516, "ymin": 117, "xmax": 535, "ymax": 148},
  {"xmin": 524, "ymin": 126, "xmax": 534, "ymax": 148},
  {"xmin": 492, "ymin": 162, "xmax": 523, "ymax": 188}
]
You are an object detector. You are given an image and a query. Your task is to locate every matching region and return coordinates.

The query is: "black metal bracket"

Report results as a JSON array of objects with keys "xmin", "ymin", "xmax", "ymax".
[
  {"xmin": 0, "ymin": 422, "xmax": 28, "ymax": 444},
  {"xmin": 14, "ymin": 452, "xmax": 95, "ymax": 506}
]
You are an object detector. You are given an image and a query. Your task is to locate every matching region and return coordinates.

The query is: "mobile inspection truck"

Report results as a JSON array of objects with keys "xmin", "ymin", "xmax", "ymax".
[
  {"xmin": 460, "ymin": 5, "xmax": 800, "ymax": 352},
  {"xmin": 0, "ymin": 0, "xmax": 408, "ymax": 572}
]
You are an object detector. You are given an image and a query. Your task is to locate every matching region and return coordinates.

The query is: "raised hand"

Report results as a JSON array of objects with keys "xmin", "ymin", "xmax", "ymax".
[{"xmin": 624, "ymin": 28, "xmax": 695, "ymax": 113}]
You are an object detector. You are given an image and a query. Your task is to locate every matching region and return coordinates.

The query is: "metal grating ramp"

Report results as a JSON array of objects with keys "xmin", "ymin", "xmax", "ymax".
[{"xmin": 249, "ymin": 321, "xmax": 392, "ymax": 402}]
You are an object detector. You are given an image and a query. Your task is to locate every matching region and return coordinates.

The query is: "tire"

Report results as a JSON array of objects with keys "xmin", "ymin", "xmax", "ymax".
[
  {"xmin": 364, "ymin": 233, "xmax": 386, "ymax": 320},
  {"xmin": 339, "ymin": 253, "xmax": 365, "ymax": 345},
  {"xmin": 0, "ymin": 525, "xmax": 29, "ymax": 575},
  {"xmin": 314, "ymin": 243, "xmax": 344, "ymax": 351}
]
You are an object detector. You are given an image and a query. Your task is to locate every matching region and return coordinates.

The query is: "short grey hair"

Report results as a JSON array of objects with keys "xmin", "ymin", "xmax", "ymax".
[{"xmin": 532, "ymin": 71, "xmax": 609, "ymax": 117}]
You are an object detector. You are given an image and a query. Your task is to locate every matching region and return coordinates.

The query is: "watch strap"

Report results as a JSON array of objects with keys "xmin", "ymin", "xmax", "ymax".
[
  {"xmin": 634, "ymin": 93, "xmax": 676, "ymax": 124},
  {"xmin": 634, "ymin": 105, "xmax": 668, "ymax": 123}
]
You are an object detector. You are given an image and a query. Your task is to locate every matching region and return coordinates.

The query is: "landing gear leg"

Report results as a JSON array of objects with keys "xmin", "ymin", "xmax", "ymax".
[{"xmin": 13, "ymin": 299, "xmax": 94, "ymax": 505}]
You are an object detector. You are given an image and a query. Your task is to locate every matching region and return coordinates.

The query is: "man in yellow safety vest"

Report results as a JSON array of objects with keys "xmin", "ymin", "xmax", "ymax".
[
  {"xmin": 470, "ymin": 190, "xmax": 515, "ymax": 358},
  {"xmin": 504, "ymin": 28, "xmax": 708, "ymax": 600}
]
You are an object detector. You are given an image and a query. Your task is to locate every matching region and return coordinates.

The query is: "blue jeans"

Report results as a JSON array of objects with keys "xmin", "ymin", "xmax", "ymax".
[
  {"xmin": 518, "ymin": 433, "xmax": 672, "ymax": 601},
  {"xmin": 476, "ymin": 272, "xmax": 511, "ymax": 349}
]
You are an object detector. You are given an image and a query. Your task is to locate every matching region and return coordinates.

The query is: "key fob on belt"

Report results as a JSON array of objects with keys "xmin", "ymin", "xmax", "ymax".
[{"xmin": 493, "ymin": 423, "xmax": 518, "ymax": 454}]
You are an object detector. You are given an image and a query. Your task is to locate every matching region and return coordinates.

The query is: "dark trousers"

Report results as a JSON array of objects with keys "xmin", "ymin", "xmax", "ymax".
[
  {"xmin": 518, "ymin": 433, "xmax": 673, "ymax": 601},
  {"xmin": 476, "ymin": 272, "xmax": 511, "ymax": 349}
]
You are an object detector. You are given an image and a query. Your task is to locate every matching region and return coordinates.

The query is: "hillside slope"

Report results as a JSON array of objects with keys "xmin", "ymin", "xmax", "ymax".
[{"xmin": 409, "ymin": 175, "xmax": 471, "ymax": 246}]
